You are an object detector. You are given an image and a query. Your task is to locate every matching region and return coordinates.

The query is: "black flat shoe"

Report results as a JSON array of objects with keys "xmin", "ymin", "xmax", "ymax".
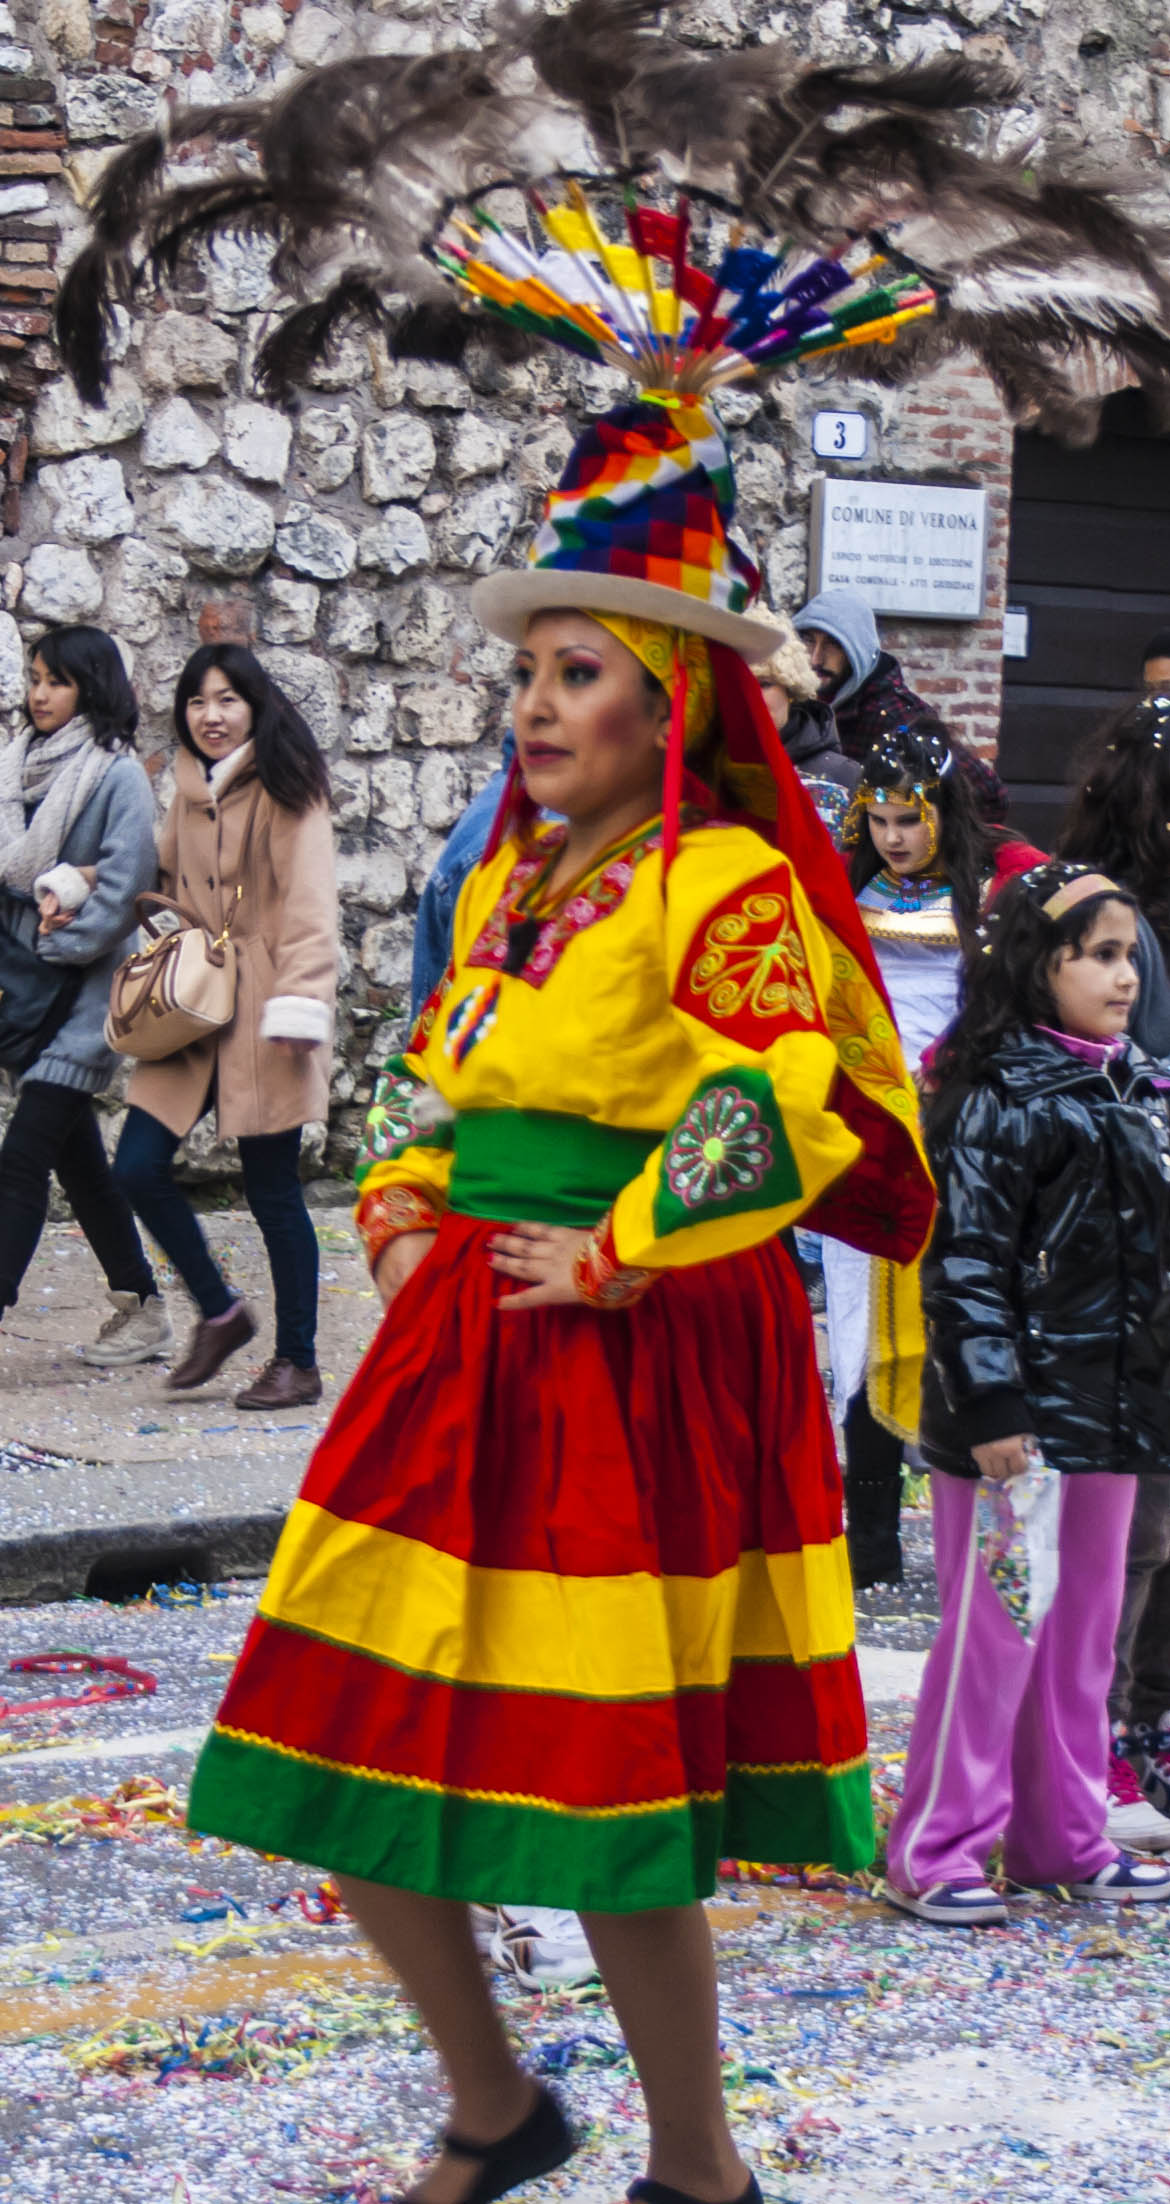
[
  {"xmin": 628, "ymin": 2178, "xmax": 762, "ymax": 2204},
  {"xmin": 418, "ymin": 2085, "xmax": 573, "ymax": 2204}
]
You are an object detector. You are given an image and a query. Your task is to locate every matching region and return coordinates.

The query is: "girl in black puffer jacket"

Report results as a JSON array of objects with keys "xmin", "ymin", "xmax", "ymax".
[{"xmin": 886, "ymin": 862, "xmax": 1170, "ymax": 1925}]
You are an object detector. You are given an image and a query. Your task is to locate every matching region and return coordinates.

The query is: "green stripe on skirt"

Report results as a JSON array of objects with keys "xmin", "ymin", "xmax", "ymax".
[{"xmin": 188, "ymin": 1730, "xmax": 874, "ymax": 1911}]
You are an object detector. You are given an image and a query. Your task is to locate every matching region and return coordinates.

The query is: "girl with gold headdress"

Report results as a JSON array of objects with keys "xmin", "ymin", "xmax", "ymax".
[{"xmin": 827, "ymin": 721, "xmax": 1042, "ymax": 1593}]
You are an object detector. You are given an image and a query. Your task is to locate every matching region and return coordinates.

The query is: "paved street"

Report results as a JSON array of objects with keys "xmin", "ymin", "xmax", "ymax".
[{"xmin": 0, "ymin": 1516, "xmax": 1163, "ymax": 2204}]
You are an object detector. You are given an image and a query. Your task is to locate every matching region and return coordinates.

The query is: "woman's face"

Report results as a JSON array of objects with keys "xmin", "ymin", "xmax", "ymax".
[
  {"xmin": 27, "ymin": 652, "xmax": 80, "ymax": 737},
  {"xmin": 512, "ymin": 612, "xmax": 670, "ymax": 826},
  {"xmin": 867, "ymin": 798, "xmax": 940, "ymax": 877},
  {"xmin": 1047, "ymin": 900, "xmax": 1140, "ymax": 1040},
  {"xmin": 759, "ymin": 681, "xmax": 790, "ymax": 732},
  {"xmin": 185, "ymin": 667, "xmax": 254, "ymax": 763}
]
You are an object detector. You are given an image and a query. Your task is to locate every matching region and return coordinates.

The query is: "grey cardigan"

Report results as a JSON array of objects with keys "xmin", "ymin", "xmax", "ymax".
[{"xmin": 9, "ymin": 754, "xmax": 158, "ymax": 1094}]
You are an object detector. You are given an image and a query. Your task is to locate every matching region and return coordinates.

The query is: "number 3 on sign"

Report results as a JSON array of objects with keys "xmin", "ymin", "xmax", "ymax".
[{"xmin": 812, "ymin": 411, "xmax": 869, "ymax": 460}]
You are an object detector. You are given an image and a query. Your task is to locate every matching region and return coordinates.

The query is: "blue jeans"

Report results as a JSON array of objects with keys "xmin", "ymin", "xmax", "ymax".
[{"xmin": 114, "ymin": 1107, "xmax": 319, "ymax": 1367}]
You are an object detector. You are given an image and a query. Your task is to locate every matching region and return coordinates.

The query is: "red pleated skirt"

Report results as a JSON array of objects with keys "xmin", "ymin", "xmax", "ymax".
[{"xmin": 189, "ymin": 1214, "xmax": 872, "ymax": 1909}]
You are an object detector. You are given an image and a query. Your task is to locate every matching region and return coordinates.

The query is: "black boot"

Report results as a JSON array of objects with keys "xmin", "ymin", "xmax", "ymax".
[
  {"xmin": 842, "ymin": 1388, "xmax": 905, "ymax": 1589},
  {"xmin": 844, "ymin": 1473, "xmax": 904, "ymax": 1589}
]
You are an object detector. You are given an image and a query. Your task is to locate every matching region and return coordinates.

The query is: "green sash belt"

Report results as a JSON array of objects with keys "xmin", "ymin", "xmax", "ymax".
[{"xmin": 449, "ymin": 1110, "xmax": 658, "ymax": 1227}]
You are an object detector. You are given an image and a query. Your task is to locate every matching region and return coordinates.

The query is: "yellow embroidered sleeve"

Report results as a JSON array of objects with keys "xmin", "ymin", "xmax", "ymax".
[{"xmin": 610, "ymin": 839, "xmax": 862, "ymax": 1271}]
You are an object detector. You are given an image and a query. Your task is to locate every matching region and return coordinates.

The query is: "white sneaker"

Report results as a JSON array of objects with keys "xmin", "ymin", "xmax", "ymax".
[
  {"xmin": 81, "ymin": 1290, "xmax": 176, "ymax": 1367},
  {"xmin": 1106, "ymin": 1743, "xmax": 1170, "ymax": 1852}
]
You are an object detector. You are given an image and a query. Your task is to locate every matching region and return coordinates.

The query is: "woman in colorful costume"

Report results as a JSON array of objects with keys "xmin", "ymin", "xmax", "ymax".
[
  {"xmin": 825, "ymin": 723, "xmax": 1042, "ymax": 1589},
  {"xmin": 188, "ymin": 364, "xmax": 933, "ymax": 2204}
]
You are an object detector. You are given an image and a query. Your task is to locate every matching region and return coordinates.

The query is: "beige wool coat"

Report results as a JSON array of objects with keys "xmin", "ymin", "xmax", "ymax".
[{"xmin": 127, "ymin": 742, "xmax": 339, "ymax": 1141}]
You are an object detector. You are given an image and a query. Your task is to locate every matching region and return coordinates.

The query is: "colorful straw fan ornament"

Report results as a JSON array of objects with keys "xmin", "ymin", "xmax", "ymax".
[{"xmin": 432, "ymin": 179, "xmax": 937, "ymax": 398}]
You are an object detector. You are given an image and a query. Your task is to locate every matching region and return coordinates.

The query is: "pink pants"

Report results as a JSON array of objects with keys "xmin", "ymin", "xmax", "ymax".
[{"xmin": 887, "ymin": 1470, "xmax": 1136, "ymax": 1892}]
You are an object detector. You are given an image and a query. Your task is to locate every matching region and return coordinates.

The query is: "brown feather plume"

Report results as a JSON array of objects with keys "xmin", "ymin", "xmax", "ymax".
[{"xmin": 55, "ymin": 0, "xmax": 1170, "ymax": 437}]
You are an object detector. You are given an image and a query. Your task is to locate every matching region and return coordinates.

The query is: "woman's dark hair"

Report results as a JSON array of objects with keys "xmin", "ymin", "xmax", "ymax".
[
  {"xmin": 1057, "ymin": 694, "xmax": 1170, "ymax": 959},
  {"xmin": 929, "ymin": 861, "xmax": 1138, "ymax": 1098},
  {"xmin": 174, "ymin": 643, "xmax": 330, "ymax": 814},
  {"xmin": 847, "ymin": 718, "xmax": 1004, "ymax": 952},
  {"xmin": 1142, "ymin": 629, "xmax": 1170, "ymax": 665},
  {"xmin": 28, "ymin": 624, "xmax": 138, "ymax": 751}
]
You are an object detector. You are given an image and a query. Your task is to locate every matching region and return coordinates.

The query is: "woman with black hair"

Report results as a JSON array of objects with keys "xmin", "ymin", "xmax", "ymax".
[
  {"xmin": 0, "ymin": 625, "xmax": 172, "ymax": 1362},
  {"xmin": 113, "ymin": 644, "xmax": 338, "ymax": 1409},
  {"xmin": 826, "ymin": 720, "xmax": 1043, "ymax": 1588},
  {"xmin": 886, "ymin": 863, "xmax": 1170, "ymax": 1923}
]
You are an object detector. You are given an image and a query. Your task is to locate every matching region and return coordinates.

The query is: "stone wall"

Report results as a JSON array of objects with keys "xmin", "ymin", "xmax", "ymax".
[{"xmin": 1, "ymin": 0, "xmax": 1167, "ymax": 1170}]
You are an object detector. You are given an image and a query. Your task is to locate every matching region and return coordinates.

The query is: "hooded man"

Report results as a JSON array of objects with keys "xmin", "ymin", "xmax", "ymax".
[{"xmin": 794, "ymin": 586, "xmax": 1007, "ymax": 824}]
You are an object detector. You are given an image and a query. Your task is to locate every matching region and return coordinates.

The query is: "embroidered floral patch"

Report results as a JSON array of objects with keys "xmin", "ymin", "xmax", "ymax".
[
  {"xmin": 651, "ymin": 1068, "xmax": 801, "ymax": 1239},
  {"xmin": 673, "ymin": 861, "xmax": 824, "ymax": 1049},
  {"xmin": 354, "ymin": 1057, "xmax": 454, "ymax": 1192},
  {"xmin": 664, "ymin": 1086, "xmax": 774, "ymax": 1208}
]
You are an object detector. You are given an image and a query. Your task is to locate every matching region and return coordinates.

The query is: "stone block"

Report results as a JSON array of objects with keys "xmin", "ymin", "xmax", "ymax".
[
  {"xmin": 104, "ymin": 537, "xmax": 188, "ymax": 645},
  {"xmin": 449, "ymin": 412, "xmax": 509, "ymax": 482},
  {"xmin": 348, "ymin": 678, "xmax": 398, "ymax": 755},
  {"xmin": 0, "ymin": 605, "xmax": 23, "ymax": 708},
  {"xmin": 155, "ymin": 474, "xmax": 275, "ymax": 576},
  {"xmin": 417, "ymin": 750, "xmax": 468, "ymax": 831},
  {"xmin": 360, "ymin": 412, "xmax": 436, "ymax": 504},
  {"xmin": 274, "ymin": 502, "xmax": 356, "ymax": 582},
  {"xmin": 259, "ymin": 645, "xmax": 342, "ymax": 751},
  {"xmin": 141, "ymin": 394, "xmax": 221, "ymax": 471},
  {"xmin": 260, "ymin": 575, "xmax": 319, "ymax": 644},
  {"xmin": 437, "ymin": 481, "xmax": 522, "ymax": 572},
  {"xmin": 20, "ymin": 543, "xmax": 103, "ymax": 623},
  {"xmin": 369, "ymin": 753, "xmax": 416, "ymax": 828},
  {"xmin": 324, "ymin": 588, "xmax": 379, "ymax": 657},
  {"xmin": 328, "ymin": 760, "xmax": 370, "ymax": 834},
  {"xmin": 359, "ymin": 914, "xmax": 415, "ymax": 989},
  {"xmin": 335, "ymin": 843, "xmax": 409, "ymax": 911},
  {"xmin": 399, "ymin": 679, "xmax": 482, "ymax": 748},
  {"xmin": 151, "ymin": 0, "xmax": 228, "ymax": 53},
  {"xmin": 239, "ymin": 2, "xmax": 287, "ymax": 48},
  {"xmin": 356, "ymin": 505, "xmax": 431, "ymax": 578},
  {"xmin": 382, "ymin": 581, "xmax": 454, "ymax": 668},
  {"xmin": 65, "ymin": 73, "xmax": 158, "ymax": 142},
  {"xmin": 32, "ymin": 367, "xmax": 145, "ymax": 456},
  {"xmin": 140, "ymin": 311, "xmax": 238, "ymax": 395},
  {"xmin": 224, "ymin": 399, "xmax": 291, "ymax": 484},
  {"xmin": 404, "ymin": 360, "xmax": 472, "ymax": 410},
  {"xmin": 39, "ymin": 452, "xmax": 134, "ymax": 542},
  {"xmin": 296, "ymin": 404, "xmax": 358, "ymax": 491}
]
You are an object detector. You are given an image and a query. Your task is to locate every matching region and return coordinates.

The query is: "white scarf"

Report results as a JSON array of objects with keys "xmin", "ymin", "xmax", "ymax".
[{"xmin": 0, "ymin": 715, "xmax": 118, "ymax": 897}]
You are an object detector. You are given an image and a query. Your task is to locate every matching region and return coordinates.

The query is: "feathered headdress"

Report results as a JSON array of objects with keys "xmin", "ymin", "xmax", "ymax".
[{"xmin": 58, "ymin": 0, "xmax": 1170, "ymax": 440}]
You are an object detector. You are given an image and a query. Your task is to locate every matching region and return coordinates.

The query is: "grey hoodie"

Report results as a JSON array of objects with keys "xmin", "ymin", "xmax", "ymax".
[{"xmin": 793, "ymin": 589, "xmax": 881, "ymax": 708}]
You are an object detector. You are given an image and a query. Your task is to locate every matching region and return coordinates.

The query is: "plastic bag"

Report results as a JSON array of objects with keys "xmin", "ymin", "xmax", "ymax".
[{"xmin": 976, "ymin": 1455, "xmax": 1062, "ymax": 1641}]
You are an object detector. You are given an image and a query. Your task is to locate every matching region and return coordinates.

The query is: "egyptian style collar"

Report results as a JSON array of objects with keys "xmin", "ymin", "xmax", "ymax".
[{"xmin": 858, "ymin": 867, "xmax": 959, "ymax": 947}]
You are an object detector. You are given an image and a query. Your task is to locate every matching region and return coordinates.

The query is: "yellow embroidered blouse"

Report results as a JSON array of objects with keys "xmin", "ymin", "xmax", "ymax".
[{"xmin": 355, "ymin": 816, "xmax": 921, "ymax": 1273}]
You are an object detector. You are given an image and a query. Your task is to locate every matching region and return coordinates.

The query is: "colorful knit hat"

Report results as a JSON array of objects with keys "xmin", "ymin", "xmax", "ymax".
[{"xmin": 472, "ymin": 392, "xmax": 781, "ymax": 659}]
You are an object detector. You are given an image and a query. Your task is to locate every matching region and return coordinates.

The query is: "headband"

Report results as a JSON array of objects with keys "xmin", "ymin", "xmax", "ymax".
[{"xmin": 1039, "ymin": 870, "xmax": 1123, "ymax": 920}]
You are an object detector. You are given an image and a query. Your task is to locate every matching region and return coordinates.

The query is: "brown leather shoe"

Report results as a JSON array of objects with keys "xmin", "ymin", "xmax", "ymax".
[
  {"xmin": 167, "ymin": 1301, "xmax": 257, "ymax": 1390},
  {"xmin": 235, "ymin": 1357, "xmax": 324, "ymax": 1411}
]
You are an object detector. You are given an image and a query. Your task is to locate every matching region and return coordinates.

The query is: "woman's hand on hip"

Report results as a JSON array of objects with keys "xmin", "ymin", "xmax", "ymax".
[
  {"xmin": 489, "ymin": 1221, "xmax": 591, "ymax": 1310},
  {"xmin": 971, "ymin": 1435, "xmax": 1035, "ymax": 1482},
  {"xmin": 373, "ymin": 1230, "xmax": 437, "ymax": 1311}
]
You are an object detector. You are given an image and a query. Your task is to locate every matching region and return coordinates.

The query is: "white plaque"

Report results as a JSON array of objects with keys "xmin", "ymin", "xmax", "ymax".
[
  {"xmin": 809, "ymin": 476, "xmax": 989, "ymax": 619},
  {"xmin": 812, "ymin": 409, "xmax": 869, "ymax": 460},
  {"xmin": 1003, "ymin": 605, "xmax": 1030, "ymax": 659}
]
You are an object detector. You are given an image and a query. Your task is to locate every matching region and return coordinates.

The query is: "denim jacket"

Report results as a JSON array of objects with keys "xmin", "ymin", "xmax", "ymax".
[{"xmin": 410, "ymin": 736, "xmax": 513, "ymax": 1019}]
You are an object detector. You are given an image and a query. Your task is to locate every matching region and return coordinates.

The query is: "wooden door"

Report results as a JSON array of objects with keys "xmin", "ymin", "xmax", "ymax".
[{"xmin": 1001, "ymin": 393, "xmax": 1170, "ymax": 847}]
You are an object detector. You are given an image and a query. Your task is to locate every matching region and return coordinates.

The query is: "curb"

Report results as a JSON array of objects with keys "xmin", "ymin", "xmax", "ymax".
[{"xmin": 0, "ymin": 1509, "xmax": 284, "ymax": 1606}]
